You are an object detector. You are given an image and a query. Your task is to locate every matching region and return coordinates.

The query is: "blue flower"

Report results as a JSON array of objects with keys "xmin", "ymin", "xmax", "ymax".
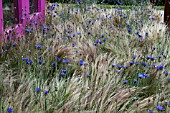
[
  {"xmin": 112, "ymin": 63, "xmax": 116, "ymax": 67},
  {"xmin": 62, "ymin": 59, "xmax": 70, "ymax": 63},
  {"xmin": 143, "ymin": 74, "xmax": 150, "ymax": 78},
  {"xmin": 148, "ymin": 110, "xmax": 154, "ymax": 113},
  {"xmin": 44, "ymin": 90, "xmax": 49, "ymax": 95},
  {"xmin": 36, "ymin": 88, "xmax": 40, "ymax": 92},
  {"xmin": 167, "ymin": 78, "xmax": 170, "ymax": 82},
  {"xmin": 60, "ymin": 72, "xmax": 65, "ymax": 76},
  {"xmin": 38, "ymin": 55, "xmax": 43, "ymax": 59},
  {"xmin": 96, "ymin": 39, "xmax": 100, "ymax": 43},
  {"xmin": 12, "ymin": 43, "xmax": 17, "ymax": 47},
  {"xmin": 134, "ymin": 79, "xmax": 138, "ymax": 83},
  {"xmin": 79, "ymin": 60, "xmax": 84, "ymax": 66},
  {"xmin": 86, "ymin": 74, "xmax": 90, "ymax": 77},
  {"xmin": 124, "ymin": 80, "xmax": 128, "ymax": 84},
  {"xmin": 142, "ymin": 62, "xmax": 149, "ymax": 67},
  {"xmin": 26, "ymin": 60, "xmax": 33, "ymax": 65},
  {"xmin": 138, "ymin": 73, "xmax": 144, "ymax": 79},
  {"xmin": 163, "ymin": 71, "xmax": 168, "ymax": 75},
  {"xmin": 77, "ymin": 32, "xmax": 81, "ymax": 35},
  {"xmin": 62, "ymin": 70, "xmax": 68, "ymax": 74},
  {"xmin": 156, "ymin": 105, "xmax": 163, "ymax": 111},
  {"xmin": 7, "ymin": 108, "xmax": 13, "ymax": 112},
  {"xmin": 129, "ymin": 62, "xmax": 134, "ymax": 65},
  {"xmin": 101, "ymin": 34, "xmax": 104, "ymax": 37},
  {"xmin": 118, "ymin": 65, "xmax": 123, "ymax": 69},
  {"xmin": 133, "ymin": 55, "xmax": 137, "ymax": 59},
  {"xmin": 156, "ymin": 65, "xmax": 164, "ymax": 70},
  {"xmin": 103, "ymin": 38, "xmax": 107, "ymax": 41},
  {"xmin": 55, "ymin": 56, "xmax": 60, "ymax": 61},
  {"xmin": 72, "ymin": 34, "xmax": 76, "ymax": 37},
  {"xmin": 52, "ymin": 62, "xmax": 58, "ymax": 67},
  {"xmin": 36, "ymin": 44, "xmax": 43, "ymax": 49},
  {"xmin": 22, "ymin": 57, "xmax": 29, "ymax": 61}
]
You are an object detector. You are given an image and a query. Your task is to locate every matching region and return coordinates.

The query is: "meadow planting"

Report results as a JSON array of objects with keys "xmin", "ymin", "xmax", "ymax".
[{"xmin": 0, "ymin": 2, "xmax": 170, "ymax": 113}]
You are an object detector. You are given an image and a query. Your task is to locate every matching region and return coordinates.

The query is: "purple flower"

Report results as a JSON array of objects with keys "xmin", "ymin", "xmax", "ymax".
[
  {"xmin": 79, "ymin": 60, "xmax": 84, "ymax": 66},
  {"xmin": 112, "ymin": 63, "xmax": 116, "ymax": 67},
  {"xmin": 133, "ymin": 55, "xmax": 137, "ymax": 59},
  {"xmin": 22, "ymin": 57, "xmax": 29, "ymax": 61},
  {"xmin": 12, "ymin": 43, "xmax": 17, "ymax": 47},
  {"xmin": 148, "ymin": 110, "xmax": 154, "ymax": 113},
  {"xmin": 156, "ymin": 105, "xmax": 163, "ymax": 111},
  {"xmin": 55, "ymin": 56, "xmax": 60, "ymax": 61},
  {"xmin": 101, "ymin": 34, "xmax": 104, "ymax": 37},
  {"xmin": 134, "ymin": 79, "xmax": 138, "ymax": 83},
  {"xmin": 156, "ymin": 65, "xmax": 164, "ymax": 70},
  {"xmin": 86, "ymin": 74, "xmax": 90, "ymax": 77},
  {"xmin": 52, "ymin": 62, "xmax": 58, "ymax": 67},
  {"xmin": 129, "ymin": 62, "xmax": 134, "ymax": 65},
  {"xmin": 72, "ymin": 34, "xmax": 76, "ymax": 37},
  {"xmin": 118, "ymin": 65, "xmax": 123, "ymax": 69},
  {"xmin": 138, "ymin": 73, "xmax": 144, "ymax": 79},
  {"xmin": 163, "ymin": 71, "xmax": 168, "ymax": 75},
  {"xmin": 26, "ymin": 59, "xmax": 33, "ymax": 65},
  {"xmin": 36, "ymin": 44, "xmax": 43, "ymax": 49},
  {"xmin": 7, "ymin": 108, "xmax": 13, "ymax": 112},
  {"xmin": 103, "ymin": 38, "xmax": 107, "ymax": 41},
  {"xmin": 36, "ymin": 88, "xmax": 41, "ymax": 92},
  {"xmin": 38, "ymin": 55, "xmax": 43, "ymax": 59},
  {"xmin": 44, "ymin": 90, "xmax": 49, "ymax": 95},
  {"xmin": 62, "ymin": 59, "xmax": 70, "ymax": 63},
  {"xmin": 124, "ymin": 80, "xmax": 128, "ymax": 84}
]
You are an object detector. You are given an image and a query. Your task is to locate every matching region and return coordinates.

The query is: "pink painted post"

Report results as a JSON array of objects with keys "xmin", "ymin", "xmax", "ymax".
[
  {"xmin": 0, "ymin": 0, "xmax": 3, "ymax": 41},
  {"xmin": 18, "ymin": 0, "xmax": 30, "ymax": 27},
  {"xmin": 14, "ymin": 0, "xmax": 19, "ymax": 23},
  {"xmin": 34, "ymin": 0, "xmax": 46, "ymax": 20}
]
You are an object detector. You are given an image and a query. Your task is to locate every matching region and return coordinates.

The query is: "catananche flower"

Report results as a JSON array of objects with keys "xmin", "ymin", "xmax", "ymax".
[
  {"xmin": 148, "ymin": 110, "xmax": 154, "ymax": 113},
  {"xmin": 133, "ymin": 55, "xmax": 137, "ymax": 59},
  {"xmin": 138, "ymin": 73, "xmax": 145, "ymax": 79},
  {"xmin": 124, "ymin": 80, "xmax": 128, "ymax": 84},
  {"xmin": 155, "ymin": 65, "xmax": 164, "ymax": 70},
  {"xmin": 86, "ymin": 74, "xmax": 90, "ymax": 77},
  {"xmin": 7, "ymin": 108, "xmax": 13, "ymax": 113},
  {"xmin": 38, "ymin": 55, "xmax": 43, "ymax": 59},
  {"xmin": 36, "ymin": 88, "xmax": 40, "ymax": 92},
  {"xmin": 12, "ymin": 43, "xmax": 17, "ymax": 47},
  {"xmin": 134, "ymin": 79, "xmax": 138, "ymax": 83},
  {"xmin": 112, "ymin": 63, "xmax": 116, "ymax": 67},
  {"xmin": 118, "ymin": 65, "xmax": 123, "ymax": 69},
  {"xmin": 129, "ymin": 62, "xmax": 134, "ymax": 65},
  {"xmin": 163, "ymin": 71, "xmax": 168, "ymax": 75},
  {"xmin": 52, "ymin": 62, "xmax": 58, "ymax": 67},
  {"xmin": 62, "ymin": 59, "xmax": 70, "ymax": 63},
  {"xmin": 36, "ymin": 44, "xmax": 43, "ymax": 49},
  {"xmin": 156, "ymin": 105, "xmax": 164, "ymax": 111},
  {"xmin": 101, "ymin": 34, "xmax": 104, "ymax": 37},
  {"xmin": 44, "ymin": 90, "xmax": 49, "ymax": 95},
  {"xmin": 79, "ymin": 60, "xmax": 84, "ymax": 66}
]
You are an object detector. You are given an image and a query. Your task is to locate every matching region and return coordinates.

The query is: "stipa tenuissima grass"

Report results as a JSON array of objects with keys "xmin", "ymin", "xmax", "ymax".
[{"xmin": 0, "ymin": 2, "xmax": 169, "ymax": 113}]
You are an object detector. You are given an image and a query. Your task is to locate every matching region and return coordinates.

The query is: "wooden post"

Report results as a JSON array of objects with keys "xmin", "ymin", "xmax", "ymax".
[
  {"xmin": 18, "ymin": 0, "xmax": 30, "ymax": 27},
  {"xmin": 14, "ymin": 0, "xmax": 19, "ymax": 23},
  {"xmin": 34, "ymin": 0, "xmax": 46, "ymax": 18},
  {"xmin": 0, "ymin": 0, "xmax": 3, "ymax": 41},
  {"xmin": 164, "ymin": 0, "xmax": 170, "ymax": 27}
]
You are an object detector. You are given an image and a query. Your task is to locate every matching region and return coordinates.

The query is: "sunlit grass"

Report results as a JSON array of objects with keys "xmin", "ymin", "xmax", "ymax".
[{"xmin": 0, "ymin": 2, "xmax": 169, "ymax": 113}]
